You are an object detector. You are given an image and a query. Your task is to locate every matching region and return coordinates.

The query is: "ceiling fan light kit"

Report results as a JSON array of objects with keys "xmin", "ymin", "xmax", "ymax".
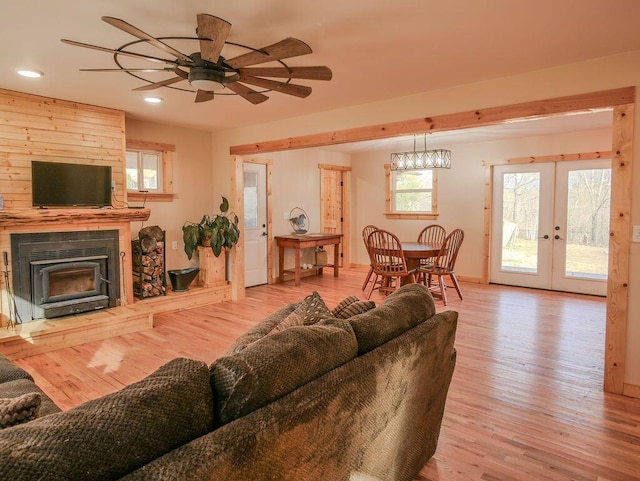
[{"xmin": 61, "ymin": 13, "xmax": 332, "ymax": 104}]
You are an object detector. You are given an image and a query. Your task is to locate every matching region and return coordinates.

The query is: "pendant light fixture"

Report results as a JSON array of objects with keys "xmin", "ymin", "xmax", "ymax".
[{"xmin": 390, "ymin": 133, "xmax": 451, "ymax": 170}]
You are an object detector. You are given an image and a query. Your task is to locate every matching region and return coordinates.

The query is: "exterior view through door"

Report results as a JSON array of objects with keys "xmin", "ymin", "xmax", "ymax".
[{"xmin": 490, "ymin": 159, "xmax": 611, "ymax": 296}]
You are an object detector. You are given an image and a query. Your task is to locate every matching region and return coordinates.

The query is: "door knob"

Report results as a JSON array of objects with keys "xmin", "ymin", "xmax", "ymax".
[
  {"xmin": 539, "ymin": 234, "xmax": 549, "ymax": 239},
  {"xmin": 262, "ymin": 232, "xmax": 267, "ymax": 236}
]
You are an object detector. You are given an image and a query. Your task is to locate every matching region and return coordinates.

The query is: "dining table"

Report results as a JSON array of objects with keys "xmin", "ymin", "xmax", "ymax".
[
  {"xmin": 399, "ymin": 241, "xmax": 443, "ymax": 285},
  {"xmin": 401, "ymin": 241, "xmax": 442, "ymax": 270}
]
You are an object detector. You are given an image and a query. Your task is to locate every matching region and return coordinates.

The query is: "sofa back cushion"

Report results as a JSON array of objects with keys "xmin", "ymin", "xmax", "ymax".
[
  {"xmin": 348, "ymin": 283, "xmax": 436, "ymax": 354},
  {"xmin": 0, "ymin": 357, "xmax": 214, "ymax": 481},
  {"xmin": 211, "ymin": 318, "xmax": 358, "ymax": 426}
]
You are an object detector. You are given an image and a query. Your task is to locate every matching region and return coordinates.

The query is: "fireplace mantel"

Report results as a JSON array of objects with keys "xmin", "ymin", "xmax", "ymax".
[{"xmin": 0, "ymin": 208, "xmax": 150, "ymax": 226}]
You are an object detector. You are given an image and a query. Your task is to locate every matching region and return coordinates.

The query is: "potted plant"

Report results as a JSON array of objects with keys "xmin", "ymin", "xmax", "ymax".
[{"xmin": 182, "ymin": 196, "xmax": 241, "ymax": 259}]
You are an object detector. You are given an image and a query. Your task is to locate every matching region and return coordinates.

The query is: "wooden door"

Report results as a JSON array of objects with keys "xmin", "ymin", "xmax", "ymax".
[{"xmin": 319, "ymin": 165, "xmax": 351, "ymax": 268}]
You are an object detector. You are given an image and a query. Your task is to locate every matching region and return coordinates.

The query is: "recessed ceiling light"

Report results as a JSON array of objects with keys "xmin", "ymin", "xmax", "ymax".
[
  {"xmin": 17, "ymin": 69, "xmax": 44, "ymax": 78},
  {"xmin": 144, "ymin": 97, "xmax": 163, "ymax": 104}
]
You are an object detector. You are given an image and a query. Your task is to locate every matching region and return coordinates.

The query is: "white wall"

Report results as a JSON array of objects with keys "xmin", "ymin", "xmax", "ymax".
[
  {"xmin": 210, "ymin": 49, "xmax": 640, "ymax": 386},
  {"xmin": 252, "ymin": 149, "xmax": 351, "ymax": 268},
  {"xmin": 125, "ymin": 118, "xmax": 214, "ymax": 271}
]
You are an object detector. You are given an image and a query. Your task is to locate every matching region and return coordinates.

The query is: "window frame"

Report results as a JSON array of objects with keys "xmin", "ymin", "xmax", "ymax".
[
  {"xmin": 384, "ymin": 164, "xmax": 439, "ymax": 220},
  {"xmin": 125, "ymin": 139, "xmax": 175, "ymax": 202}
]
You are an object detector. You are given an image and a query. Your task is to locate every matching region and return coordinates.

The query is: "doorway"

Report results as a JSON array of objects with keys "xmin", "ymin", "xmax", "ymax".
[
  {"xmin": 491, "ymin": 159, "xmax": 611, "ymax": 296},
  {"xmin": 243, "ymin": 162, "xmax": 268, "ymax": 287},
  {"xmin": 319, "ymin": 164, "xmax": 351, "ymax": 268}
]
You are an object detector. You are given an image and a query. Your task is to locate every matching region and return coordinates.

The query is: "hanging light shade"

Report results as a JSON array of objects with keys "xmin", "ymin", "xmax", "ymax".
[{"xmin": 390, "ymin": 134, "xmax": 451, "ymax": 170}]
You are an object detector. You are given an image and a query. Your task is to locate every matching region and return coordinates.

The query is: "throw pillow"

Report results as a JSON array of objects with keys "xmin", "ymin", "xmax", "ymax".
[
  {"xmin": 332, "ymin": 299, "xmax": 376, "ymax": 319},
  {"xmin": 0, "ymin": 357, "xmax": 214, "ymax": 481},
  {"xmin": 210, "ymin": 318, "xmax": 358, "ymax": 426},
  {"xmin": 0, "ymin": 392, "xmax": 41, "ymax": 429},
  {"xmin": 331, "ymin": 295, "xmax": 360, "ymax": 317},
  {"xmin": 295, "ymin": 291, "xmax": 333, "ymax": 325}
]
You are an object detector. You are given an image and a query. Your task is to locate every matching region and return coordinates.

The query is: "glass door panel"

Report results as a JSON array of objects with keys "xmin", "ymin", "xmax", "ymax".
[{"xmin": 500, "ymin": 172, "xmax": 541, "ymax": 273}]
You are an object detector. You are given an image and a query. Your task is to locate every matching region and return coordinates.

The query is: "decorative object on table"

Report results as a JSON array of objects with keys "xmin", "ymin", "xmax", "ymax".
[
  {"xmin": 390, "ymin": 133, "xmax": 451, "ymax": 170},
  {"xmin": 182, "ymin": 196, "xmax": 240, "ymax": 259},
  {"xmin": 289, "ymin": 207, "xmax": 309, "ymax": 234},
  {"xmin": 315, "ymin": 247, "xmax": 328, "ymax": 266},
  {"xmin": 132, "ymin": 225, "xmax": 166, "ymax": 299},
  {"xmin": 61, "ymin": 13, "xmax": 332, "ymax": 105},
  {"xmin": 167, "ymin": 267, "xmax": 200, "ymax": 292}
]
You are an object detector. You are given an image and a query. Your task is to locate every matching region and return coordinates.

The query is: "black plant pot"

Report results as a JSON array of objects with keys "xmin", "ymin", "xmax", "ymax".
[{"xmin": 168, "ymin": 267, "xmax": 200, "ymax": 292}]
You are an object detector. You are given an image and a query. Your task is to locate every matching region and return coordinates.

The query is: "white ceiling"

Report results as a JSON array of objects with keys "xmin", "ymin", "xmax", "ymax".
[{"xmin": 1, "ymin": 0, "xmax": 639, "ymax": 135}]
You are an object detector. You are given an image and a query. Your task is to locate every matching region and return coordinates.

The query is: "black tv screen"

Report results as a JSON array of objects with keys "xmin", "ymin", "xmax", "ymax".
[{"xmin": 32, "ymin": 161, "xmax": 112, "ymax": 208}]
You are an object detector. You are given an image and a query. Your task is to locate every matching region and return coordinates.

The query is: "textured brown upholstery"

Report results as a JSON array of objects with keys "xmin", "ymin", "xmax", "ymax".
[
  {"xmin": 211, "ymin": 318, "xmax": 358, "ymax": 425},
  {"xmin": 124, "ymin": 285, "xmax": 455, "ymax": 481},
  {"xmin": 124, "ymin": 301, "xmax": 457, "ymax": 481},
  {"xmin": 0, "ymin": 357, "xmax": 214, "ymax": 481}
]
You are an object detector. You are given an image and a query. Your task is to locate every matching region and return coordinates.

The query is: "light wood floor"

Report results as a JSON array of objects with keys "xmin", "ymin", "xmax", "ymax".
[{"xmin": 14, "ymin": 267, "xmax": 640, "ymax": 481}]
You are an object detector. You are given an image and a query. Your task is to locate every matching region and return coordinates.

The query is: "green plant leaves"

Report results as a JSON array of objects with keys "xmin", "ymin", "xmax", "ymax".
[{"xmin": 182, "ymin": 196, "xmax": 240, "ymax": 259}]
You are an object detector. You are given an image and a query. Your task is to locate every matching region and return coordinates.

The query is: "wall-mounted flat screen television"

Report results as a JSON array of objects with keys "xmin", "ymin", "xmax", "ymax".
[{"xmin": 32, "ymin": 161, "xmax": 112, "ymax": 208}]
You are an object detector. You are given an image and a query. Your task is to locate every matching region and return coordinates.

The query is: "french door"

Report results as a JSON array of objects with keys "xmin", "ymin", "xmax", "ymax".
[
  {"xmin": 491, "ymin": 159, "xmax": 611, "ymax": 296},
  {"xmin": 243, "ymin": 163, "xmax": 268, "ymax": 287}
]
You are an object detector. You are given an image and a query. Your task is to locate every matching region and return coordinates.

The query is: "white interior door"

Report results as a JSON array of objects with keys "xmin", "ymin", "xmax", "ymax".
[
  {"xmin": 243, "ymin": 163, "xmax": 268, "ymax": 287},
  {"xmin": 491, "ymin": 160, "xmax": 610, "ymax": 295}
]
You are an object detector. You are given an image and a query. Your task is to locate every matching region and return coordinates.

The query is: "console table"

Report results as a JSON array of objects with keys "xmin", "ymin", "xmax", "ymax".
[{"xmin": 275, "ymin": 234, "xmax": 342, "ymax": 286}]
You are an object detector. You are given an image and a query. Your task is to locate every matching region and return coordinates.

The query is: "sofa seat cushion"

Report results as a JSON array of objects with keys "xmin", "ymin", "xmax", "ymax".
[
  {"xmin": 211, "ymin": 318, "xmax": 358, "ymax": 426},
  {"xmin": 0, "ymin": 392, "xmax": 41, "ymax": 429},
  {"xmin": 0, "ymin": 357, "xmax": 214, "ymax": 481},
  {"xmin": 348, "ymin": 283, "xmax": 436, "ymax": 354}
]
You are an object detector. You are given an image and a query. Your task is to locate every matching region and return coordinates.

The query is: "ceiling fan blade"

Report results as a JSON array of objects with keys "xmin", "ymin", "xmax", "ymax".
[
  {"xmin": 225, "ymin": 82, "xmax": 269, "ymax": 104},
  {"xmin": 197, "ymin": 14, "xmax": 232, "ymax": 64},
  {"xmin": 195, "ymin": 90, "xmax": 215, "ymax": 103},
  {"xmin": 61, "ymin": 39, "xmax": 179, "ymax": 65},
  {"xmin": 79, "ymin": 68, "xmax": 176, "ymax": 73},
  {"xmin": 237, "ymin": 66, "xmax": 332, "ymax": 81},
  {"xmin": 174, "ymin": 68, "xmax": 189, "ymax": 79},
  {"xmin": 132, "ymin": 76, "xmax": 185, "ymax": 91},
  {"xmin": 102, "ymin": 16, "xmax": 193, "ymax": 63},
  {"xmin": 239, "ymin": 76, "xmax": 311, "ymax": 98},
  {"xmin": 226, "ymin": 38, "xmax": 312, "ymax": 69}
]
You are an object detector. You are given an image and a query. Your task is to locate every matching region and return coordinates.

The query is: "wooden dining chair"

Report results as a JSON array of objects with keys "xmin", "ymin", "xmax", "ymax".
[
  {"xmin": 365, "ymin": 229, "xmax": 417, "ymax": 299},
  {"xmin": 422, "ymin": 228, "xmax": 465, "ymax": 306},
  {"xmin": 361, "ymin": 225, "xmax": 379, "ymax": 292},
  {"xmin": 416, "ymin": 224, "xmax": 447, "ymax": 271}
]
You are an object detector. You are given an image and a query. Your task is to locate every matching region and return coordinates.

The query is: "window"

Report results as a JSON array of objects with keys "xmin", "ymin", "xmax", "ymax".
[
  {"xmin": 125, "ymin": 139, "xmax": 175, "ymax": 202},
  {"xmin": 385, "ymin": 164, "xmax": 438, "ymax": 219},
  {"xmin": 126, "ymin": 150, "xmax": 161, "ymax": 192}
]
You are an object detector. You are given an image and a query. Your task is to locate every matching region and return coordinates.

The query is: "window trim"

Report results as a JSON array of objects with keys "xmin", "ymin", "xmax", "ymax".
[
  {"xmin": 384, "ymin": 163, "xmax": 439, "ymax": 220},
  {"xmin": 126, "ymin": 139, "xmax": 175, "ymax": 202}
]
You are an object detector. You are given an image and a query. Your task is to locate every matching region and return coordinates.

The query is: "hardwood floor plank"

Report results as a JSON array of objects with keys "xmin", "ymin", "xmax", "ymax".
[{"xmin": 11, "ymin": 267, "xmax": 640, "ymax": 481}]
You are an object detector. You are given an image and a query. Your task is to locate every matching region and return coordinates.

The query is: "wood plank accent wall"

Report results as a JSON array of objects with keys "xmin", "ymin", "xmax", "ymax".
[
  {"xmin": 0, "ymin": 88, "xmax": 131, "ymax": 326},
  {"xmin": 0, "ymin": 88, "xmax": 126, "ymax": 207}
]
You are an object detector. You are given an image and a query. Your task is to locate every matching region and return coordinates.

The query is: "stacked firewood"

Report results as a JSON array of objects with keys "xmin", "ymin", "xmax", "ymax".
[{"xmin": 132, "ymin": 225, "xmax": 166, "ymax": 299}]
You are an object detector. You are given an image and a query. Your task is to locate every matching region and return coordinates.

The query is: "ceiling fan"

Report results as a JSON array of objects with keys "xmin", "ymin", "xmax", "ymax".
[{"xmin": 61, "ymin": 14, "xmax": 332, "ymax": 104}]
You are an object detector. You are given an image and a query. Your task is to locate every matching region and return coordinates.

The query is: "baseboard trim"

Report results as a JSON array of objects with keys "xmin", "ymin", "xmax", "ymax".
[{"xmin": 623, "ymin": 383, "xmax": 640, "ymax": 399}]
